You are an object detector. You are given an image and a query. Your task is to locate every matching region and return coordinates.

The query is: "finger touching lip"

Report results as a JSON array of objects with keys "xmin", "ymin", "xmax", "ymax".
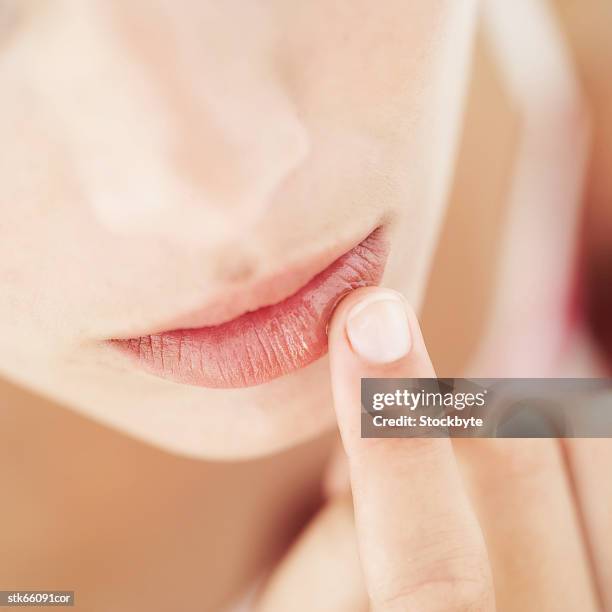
[
  {"xmin": 109, "ymin": 228, "xmax": 389, "ymax": 388},
  {"xmin": 326, "ymin": 288, "xmax": 494, "ymax": 611}
]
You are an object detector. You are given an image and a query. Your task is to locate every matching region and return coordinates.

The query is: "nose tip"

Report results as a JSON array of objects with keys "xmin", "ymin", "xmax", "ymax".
[
  {"xmin": 91, "ymin": 103, "xmax": 309, "ymax": 246},
  {"xmin": 38, "ymin": 1, "xmax": 310, "ymax": 245},
  {"xmin": 86, "ymin": 88, "xmax": 310, "ymax": 245},
  {"xmin": 175, "ymin": 85, "xmax": 311, "ymax": 220}
]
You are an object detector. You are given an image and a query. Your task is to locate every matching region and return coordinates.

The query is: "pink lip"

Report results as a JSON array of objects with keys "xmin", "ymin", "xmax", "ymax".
[{"xmin": 111, "ymin": 228, "xmax": 389, "ymax": 388}]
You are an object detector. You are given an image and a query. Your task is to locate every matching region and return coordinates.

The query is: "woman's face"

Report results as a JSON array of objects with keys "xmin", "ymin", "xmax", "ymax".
[{"xmin": 0, "ymin": 0, "xmax": 476, "ymax": 458}]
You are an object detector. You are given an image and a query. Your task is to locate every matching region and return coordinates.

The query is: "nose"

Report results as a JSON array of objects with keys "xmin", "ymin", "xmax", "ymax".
[{"xmin": 27, "ymin": 0, "xmax": 309, "ymax": 244}]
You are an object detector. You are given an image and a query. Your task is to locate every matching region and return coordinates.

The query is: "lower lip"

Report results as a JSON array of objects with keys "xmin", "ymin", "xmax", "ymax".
[{"xmin": 112, "ymin": 228, "xmax": 389, "ymax": 388}]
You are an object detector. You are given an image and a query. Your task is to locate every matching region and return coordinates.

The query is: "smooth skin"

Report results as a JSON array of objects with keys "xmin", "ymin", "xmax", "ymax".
[
  {"xmin": 0, "ymin": 0, "xmax": 477, "ymax": 459},
  {"xmin": 257, "ymin": 288, "xmax": 602, "ymax": 611}
]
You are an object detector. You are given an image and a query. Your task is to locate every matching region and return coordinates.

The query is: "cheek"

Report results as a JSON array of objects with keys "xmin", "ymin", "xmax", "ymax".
[
  {"xmin": 0, "ymin": 80, "xmax": 74, "ymax": 330},
  {"xmin": 0, "ymin": 78, "xmax": 133, "ymax": 349},
  {"xmin": 277, "ymin": 0, "xmax": 458, "ymax": 136}
]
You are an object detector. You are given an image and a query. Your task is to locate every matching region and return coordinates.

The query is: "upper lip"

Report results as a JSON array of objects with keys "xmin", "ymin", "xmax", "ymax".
[{"xmin": 110, "ymin": 226, "xmax": 382, "ymax": 340}]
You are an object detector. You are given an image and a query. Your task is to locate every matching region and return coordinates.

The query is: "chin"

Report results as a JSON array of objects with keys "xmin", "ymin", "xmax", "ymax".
[{"xmin": 43, "ymin": 349, "xmax": 337, "ymax": 460}]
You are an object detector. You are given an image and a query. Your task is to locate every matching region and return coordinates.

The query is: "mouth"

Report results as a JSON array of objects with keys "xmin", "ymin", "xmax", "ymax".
[{"xmin": 110, "ymin": 227, "xmax": 389, "ymax": 388}]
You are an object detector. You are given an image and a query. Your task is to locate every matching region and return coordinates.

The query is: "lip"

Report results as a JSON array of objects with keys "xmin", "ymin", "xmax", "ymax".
[{"xmin": 110, "ymin": 227, "xmax": 389, "ymax": 388}]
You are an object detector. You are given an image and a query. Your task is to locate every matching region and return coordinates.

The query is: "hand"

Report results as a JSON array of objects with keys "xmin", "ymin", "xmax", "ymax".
[{"xmin": 256, "ymin": 288, "xmax": 606, "ymax": 611}]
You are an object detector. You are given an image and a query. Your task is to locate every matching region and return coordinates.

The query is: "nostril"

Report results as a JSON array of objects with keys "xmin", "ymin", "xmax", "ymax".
[
  {"xmin": 176, "ymin": 94, "xmax": 311, "ymax": 218},
  {"xmin": 276, "ymin": 114, "xmax": 311, "ymax": 173},
  {"xmin": 245, "ymin": 111, "xmax": 311, "ymax": 204}
]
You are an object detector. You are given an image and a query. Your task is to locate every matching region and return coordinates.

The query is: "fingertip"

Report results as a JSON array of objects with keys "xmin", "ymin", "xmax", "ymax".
[
  {"xmin": 327, "ymin": 287, "xmax": 436, "ymax": 438},
  {"xmin": 328, "ymin": 287, "xmax": 418, "ymax": 367}
]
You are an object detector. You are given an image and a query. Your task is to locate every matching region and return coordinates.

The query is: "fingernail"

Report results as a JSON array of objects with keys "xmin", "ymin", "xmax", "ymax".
[{"xmin": 346, "ymin": 291, "xmax": 412, "ymax": 364}]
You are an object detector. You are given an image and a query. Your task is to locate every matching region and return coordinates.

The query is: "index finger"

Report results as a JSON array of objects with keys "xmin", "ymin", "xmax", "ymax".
[{"xmin": 328, "ymin": 287, "xmax": 494, "ymax": 611}]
